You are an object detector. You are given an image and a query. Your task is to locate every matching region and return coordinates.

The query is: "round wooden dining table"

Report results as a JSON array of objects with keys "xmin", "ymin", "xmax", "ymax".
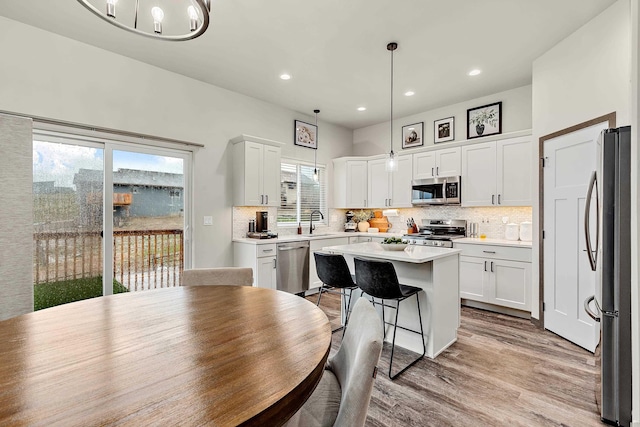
[{"xmin": 0, "ymin": 286, "xmax": 331, "ymax": 426}]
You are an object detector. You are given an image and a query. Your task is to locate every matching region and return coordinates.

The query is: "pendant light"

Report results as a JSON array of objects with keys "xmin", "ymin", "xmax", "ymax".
[
  {"xmin": 313, "ymin": 109, "xmax": 320, "ymax": 182},
  {"xmin": 385, "ymin": 42, "xmax": 398, "ymax": 172}
]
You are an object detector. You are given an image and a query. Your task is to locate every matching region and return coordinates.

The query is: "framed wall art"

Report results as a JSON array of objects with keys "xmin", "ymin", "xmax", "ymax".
[
  {"xmin": 467, "ymin": 101, "xmax": 502, "ymax": 139},
  {"xmin": 402, "ymin": 122, "xmax": 424, "ymax": 149},
  {"xmin": 294, "ymin": 120, "xmax": 317, "ymax": 149},
  {"xmin": 434, "ymin": 116, "xmax": 455, "ymax": 143}
]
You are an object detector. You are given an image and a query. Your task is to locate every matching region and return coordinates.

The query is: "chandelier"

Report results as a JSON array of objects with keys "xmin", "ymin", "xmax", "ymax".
[{"xmin": 77, "ymin": 0, "xmax": 211, "ymax": 41}]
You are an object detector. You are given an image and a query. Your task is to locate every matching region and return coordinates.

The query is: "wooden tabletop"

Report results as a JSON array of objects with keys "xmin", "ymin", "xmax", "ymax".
[{"xmin": 0, "ymin": 286, "xmax": 331, "ymax": 426}]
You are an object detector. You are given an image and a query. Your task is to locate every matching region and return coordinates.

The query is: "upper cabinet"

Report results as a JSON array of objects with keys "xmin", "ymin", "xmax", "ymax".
[
  {"xmin": 461, "ymin": 136, "xmax": 532, "ymax": 207},
  {"xmin": 333, "ymin": 159, "xmax": 368, "ymax": 208},
  {"xmin": 232, "ymin": 135, "xmax": 283, "ymax": 207},
  {"xmin": 367, "ymin": 155, "xmax": 412, "ymax": 208},
  {"xmin": 413, "ymin": 147, "xmax": 461, "ymax": 179}
]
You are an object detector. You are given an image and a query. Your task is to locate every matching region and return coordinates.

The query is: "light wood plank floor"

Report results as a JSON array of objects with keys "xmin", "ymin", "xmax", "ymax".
[{"xmin": 310, "ymin": 292, "xmax": 601, "ymax": 427}]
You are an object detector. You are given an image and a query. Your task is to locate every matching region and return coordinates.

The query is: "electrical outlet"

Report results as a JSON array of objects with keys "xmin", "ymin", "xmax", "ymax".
[{"xmin": 203, "ymin": 216, "xmax": 213, "ymax": 226}]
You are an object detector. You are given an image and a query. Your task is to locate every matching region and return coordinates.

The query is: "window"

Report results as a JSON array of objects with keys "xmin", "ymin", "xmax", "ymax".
[{"xmin": 278, "ymin": 161, "xmax": 327, "ymax": 225}]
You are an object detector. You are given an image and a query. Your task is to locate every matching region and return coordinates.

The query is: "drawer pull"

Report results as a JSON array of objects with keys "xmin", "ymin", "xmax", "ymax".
[
  {"xmin": 482, "ymin": 250, "xmax": 496, "ymax": 254},
  {"xmin": 262, "ymin": 249, "xmax": 274, "ymax": 252}
]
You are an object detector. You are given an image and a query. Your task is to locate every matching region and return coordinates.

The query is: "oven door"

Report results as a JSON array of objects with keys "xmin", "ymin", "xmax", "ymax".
[{"xmin": 412, "ymin": 178, "xmax": 446, "ymax": 205}]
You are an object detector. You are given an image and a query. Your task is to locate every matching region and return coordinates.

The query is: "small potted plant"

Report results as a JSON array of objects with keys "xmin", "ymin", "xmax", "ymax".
[{"xmin": 353, "ymin": 209, "xmax": 372, "ymax": 232}]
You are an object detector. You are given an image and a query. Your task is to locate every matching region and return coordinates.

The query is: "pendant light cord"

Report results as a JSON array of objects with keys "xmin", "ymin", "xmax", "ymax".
[{"xmin": 390, "ymin": 46, "xmax": 394, "ymax": 156}]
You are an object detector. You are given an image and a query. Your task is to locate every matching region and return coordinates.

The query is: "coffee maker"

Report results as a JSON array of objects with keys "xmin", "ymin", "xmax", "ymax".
[
  {"xmin": 247, "ymin": 211, "xmax": 277, "ymax": 239},
  {"xmin": 344, "ymin": 211, "xmax": 357, "ymax": 232},
  {"xmin": 256, "ymin": 211, "xmax": 268, "ymax": 232}
]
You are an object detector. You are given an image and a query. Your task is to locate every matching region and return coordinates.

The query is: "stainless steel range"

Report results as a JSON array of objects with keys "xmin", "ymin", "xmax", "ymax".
[{"xmin": 403, "ymin": 219, "xmax": 467, "ymax": 248}]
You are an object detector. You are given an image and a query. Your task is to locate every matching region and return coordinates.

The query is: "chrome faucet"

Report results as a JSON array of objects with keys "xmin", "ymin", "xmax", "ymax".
[{"xmin": 309, "ymin": 210, "xmax": 324, "ymax": 234}]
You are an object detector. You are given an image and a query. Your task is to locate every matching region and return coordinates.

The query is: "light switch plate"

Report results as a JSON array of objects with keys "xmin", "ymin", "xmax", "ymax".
[{"xmin": 203, "ymin": 216, "xmax": 213, "ymax": 226}]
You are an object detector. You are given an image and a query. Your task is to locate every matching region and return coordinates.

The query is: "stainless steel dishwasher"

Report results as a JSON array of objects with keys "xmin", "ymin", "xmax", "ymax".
[{"xmin": 276, "ymin": 241, "xmax": 309, "ymax": 294}]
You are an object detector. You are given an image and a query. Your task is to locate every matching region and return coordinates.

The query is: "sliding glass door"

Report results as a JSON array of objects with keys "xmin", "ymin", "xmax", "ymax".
[{"xmin": 32, "ymin": 134, "xmax": 191, "ymax": 310}]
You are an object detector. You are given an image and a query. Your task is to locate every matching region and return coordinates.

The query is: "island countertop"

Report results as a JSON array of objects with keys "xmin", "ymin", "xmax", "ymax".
[{"xmin": 321, "ymin": 242, "xmax": 461, "ymax": 263}]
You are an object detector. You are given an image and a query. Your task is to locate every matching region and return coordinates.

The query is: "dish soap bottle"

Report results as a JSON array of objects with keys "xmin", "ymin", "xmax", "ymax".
[{"xmin": 297, "ymin": 222, "xmax": 302, "ymax": 234}]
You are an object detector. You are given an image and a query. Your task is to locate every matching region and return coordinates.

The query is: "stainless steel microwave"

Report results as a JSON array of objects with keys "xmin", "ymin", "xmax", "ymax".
[{"xmin": 411, "ymin": 176, "xmax": 461, "ymax": 205}]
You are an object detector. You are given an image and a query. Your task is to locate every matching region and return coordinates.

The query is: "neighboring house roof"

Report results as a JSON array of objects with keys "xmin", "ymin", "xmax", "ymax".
[{"xmin": 74, "ymin": 168, "xmax": 184, "ymax": 188}]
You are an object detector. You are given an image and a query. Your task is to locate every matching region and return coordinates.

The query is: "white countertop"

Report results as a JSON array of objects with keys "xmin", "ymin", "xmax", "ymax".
[
  {"xmin": 454, "ymin": 237, "xmax": 533, "ymax": 248},
  {"xmin": 233, "ymin": 231, "xmax": 404, "ymax": 245},
  {"xmin": 322, "ymin": 242, "xmax": 461, "ymax": 264}
]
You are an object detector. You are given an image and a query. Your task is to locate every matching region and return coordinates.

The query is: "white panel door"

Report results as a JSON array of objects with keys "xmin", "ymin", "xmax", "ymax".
[
  {"xmin": 413, "ymin": 151, "xmax": 436, "ymax": 179},
  {"xmin": 462, "ymin": 142, "xmax": 496, "ymax": 206},
  {"xmin": 368, "ymin": 158, "xmax": 390, "ymax": 208},
  {"xmin": 435, "ymin": 147, "xmax": 462, "ymax": 177},
  {"xmin": 346, "ymin": 161, "xmax": 368, "ymax": 207},
  {"xmin": 262, "ymin": 145, "xmax": 281, "ymax": 207},
  {"xmin": 492, "ymin": 259, "xmax": 531, "ymax": 311},
  {"xmin": 459, "ymin": 256, "xmax": 489, "ymax": 302},
  {"xmin": 257, "ymin": 257, "xmax": 277, "ymax": 289},
  {"xmin": 244, "ymin": 142, "xmax": 264, "ymax": 206},
  {"xmin": 543, "ymin": 123, "xmax": 607, "ymax": 352},
  {"xmin": 497, "ymin": 137, "xmax": 532, "ymax": 206},
  {"xmin": 391, "ymin": 155, "xmax": 413, "ymax": 207}
]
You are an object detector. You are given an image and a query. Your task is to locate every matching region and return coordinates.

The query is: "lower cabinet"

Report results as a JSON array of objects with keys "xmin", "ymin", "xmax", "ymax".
[
  {"xmin": 234, "ymin": 242, "xmax": 277, "ymax": 288},
  {"xmin": 309, "ymin": 237, "xmax": 349, "ymax": 289},
  {"xmin": 348, "ymin": 236, "xmax": 384, "ymax": 244},
  {"xmin": 456, "ymin": 243, "xmax": 532, "ymax": 312}
]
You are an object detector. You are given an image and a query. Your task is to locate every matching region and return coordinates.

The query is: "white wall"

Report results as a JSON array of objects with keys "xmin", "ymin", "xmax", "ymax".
[
  {"xmin": 353, "ymin": 85, "xmax": 532, "ymax": 156},
  {"xmin": 630, "ymin": 0, "xmax": 639, "ymax": 423},
  {"xmin": 0, "ymin": 17, "xmax": 354, "ymax": 269},
  {"xmin": 531, "ymin": 0, "xmax": 631, "ymax": 320}
]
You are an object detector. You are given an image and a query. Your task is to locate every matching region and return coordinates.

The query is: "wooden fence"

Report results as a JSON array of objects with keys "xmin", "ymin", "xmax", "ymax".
[{"xmin": 33, "ymin": 229, "xmax": 184, "ymax": 291}]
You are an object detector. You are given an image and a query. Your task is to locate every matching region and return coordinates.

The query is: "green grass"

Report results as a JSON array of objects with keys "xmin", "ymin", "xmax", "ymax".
[{"xmin": 34, "ymin": 276, "xmax": 128, "ymax": 311}]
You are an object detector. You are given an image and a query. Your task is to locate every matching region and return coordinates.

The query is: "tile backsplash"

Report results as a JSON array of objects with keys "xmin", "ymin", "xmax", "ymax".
[{"xmin": 232, "ymin": 206, "xmax": 532, "ymax": 240}]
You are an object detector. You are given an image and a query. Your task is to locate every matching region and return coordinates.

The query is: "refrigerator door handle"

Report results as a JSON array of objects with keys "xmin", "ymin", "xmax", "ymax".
[
  {"xmin": 584, "ymin": 170, "xmax": 599, "ymax": 271},
  {"xmin": 584, "ymin": 295, "xmax": 601, "ymax": 322}
]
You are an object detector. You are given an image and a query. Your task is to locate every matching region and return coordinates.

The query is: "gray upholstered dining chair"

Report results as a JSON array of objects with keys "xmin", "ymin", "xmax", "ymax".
[
  {"xmin": 285, "ymin": 298, "xmax": 383, "ymax": 427},
  {"xmin": 182, "ymin": 267, "xmax": 253, "ymax": 287}
]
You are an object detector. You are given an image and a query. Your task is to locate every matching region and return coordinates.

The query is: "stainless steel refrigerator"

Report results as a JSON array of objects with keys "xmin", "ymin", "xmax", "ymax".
[{"xmin": 584, "ymin": 126, "xmax": 632, "ymax": 427}]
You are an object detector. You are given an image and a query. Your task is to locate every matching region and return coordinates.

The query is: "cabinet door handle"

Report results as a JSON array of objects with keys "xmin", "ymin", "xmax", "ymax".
[
  {"xmin": 498, "ymin": 194, "xmax": 501, "ymax": 204},
  {"xmin": 265, "ymin": 194, "xmax": 269, "ymax": 204},
  {"xmin": 384, "ymin": 199, "xmax": 388, "ymax": 206},
  {"xmin": 432, "ymin": 167, "xmax": 434, "ymax": 176},
  {"xmin": 490, "ymin": 261, "xmax": 494, "ymax": 273},
  {"xmin": 484, "ymin": 261, "xmax": 487, "ymax": 272},
  {"xmin": 491, "ymin": 194, "xmax": 495, "ymax": 205},
  {"xmin": 389, "ymin": 198, "xmax": 392, "ymax": 206},
  {"xmin": 436, "ymin": 166, "xmax": 439, "ymax": 176},
  {"xmin": 260, "ymin": 194, "xmax": 264, "ymax": 204},
  {"xmin": 273, "ymin": 259, "xmax": 276, "ymax": 269},
  {"xmin": 364, "ymin": 199, "xmax": 367, "ymax": 207},
  {"xmin": 482, "ymin": 250, "xmax": 496, "ymax": 254}
]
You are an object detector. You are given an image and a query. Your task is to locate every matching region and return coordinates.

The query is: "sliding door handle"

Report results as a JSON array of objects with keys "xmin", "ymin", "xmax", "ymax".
[{"xmin": 484, "ymin": 261, "xmax": 487, "ymax": 272}]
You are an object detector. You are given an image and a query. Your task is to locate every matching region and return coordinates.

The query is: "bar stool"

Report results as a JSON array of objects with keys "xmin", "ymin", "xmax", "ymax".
[
  {"xmin": 354, "ymin": 257, "xmax": 426, "ymax": 379},
  {"xmin": 314, "ymin": 252, "xmax": 359, "ymax": 334}
]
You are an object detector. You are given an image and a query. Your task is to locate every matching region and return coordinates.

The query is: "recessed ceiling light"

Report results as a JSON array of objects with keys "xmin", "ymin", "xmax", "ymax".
[
  {"xmin": 468, "ymin": 69, "xmax": 481, "ymax": 76},
  {"xmin": 357, "ymin": 107, "xmax": 367, "ymax": 111},
  {"xmin": 280, "ymin": 74, "xmax": 291, "ymax": 80},
  {"xmin": 404, "ymin": 91, "xmax": 415, "ymax": 96}
]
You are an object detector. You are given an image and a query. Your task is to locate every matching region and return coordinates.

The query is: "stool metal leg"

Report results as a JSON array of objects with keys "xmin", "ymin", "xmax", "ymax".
[
  {"xmin": 341, "ymin": 288, "xmax": 355, "ymax": 339},
  {"xmin": 388, "ymin": 292, "xmax": 426, "ymax": 380},
  {"xmin": 316, "ymin": 285, "xmax": 324, "ymax": 306}
]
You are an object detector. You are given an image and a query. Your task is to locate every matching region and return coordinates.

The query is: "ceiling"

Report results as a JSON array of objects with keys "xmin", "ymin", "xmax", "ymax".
[{"xmin": 0, "ymin": 0, "xmax": 616, "ymax": 129}]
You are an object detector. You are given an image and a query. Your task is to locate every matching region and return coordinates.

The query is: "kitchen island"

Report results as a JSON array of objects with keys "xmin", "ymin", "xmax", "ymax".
[{"xmin": 322, "ymin": 242, "xmax": 461, "ymax": 359}]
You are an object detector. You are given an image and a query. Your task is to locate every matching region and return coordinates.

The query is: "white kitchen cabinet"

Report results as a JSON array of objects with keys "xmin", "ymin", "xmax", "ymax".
[
  {"xmin": 234, "ymin": 242, "xmax": 277, "ymax": 288},
  {"xmin": 333, "ymin": 158, "xmax": 368, "ymax": 208},
  {"xmin": 413, "ymin": 147, "xmax": 461, "ymax": 179},
  {"xmin": 348, "ymin": 236, "xmax": 384, "ymax": 243},
  {"xmin": 367, "ymin": 155, "xmax": 412, "ymax": 208},
  {"xmin": 231, "ymin": 135, "xmax": 283, "ymax": 207},
  {"xmin": 308, "ymin": 237, "xmax": 349, "ymax": 289},
  {"xmin": 461, "ymin": 137, "xmax": 531, "ymax": 207},
  {"xmin": 455, "ymin": 242, "xmax": 531, "ymax": 312}
]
